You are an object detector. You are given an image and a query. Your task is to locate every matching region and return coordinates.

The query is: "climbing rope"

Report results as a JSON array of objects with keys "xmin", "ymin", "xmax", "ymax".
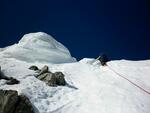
[{"xmin": 106, "ymin": 64, "xmax": 150, "ymax": 95}]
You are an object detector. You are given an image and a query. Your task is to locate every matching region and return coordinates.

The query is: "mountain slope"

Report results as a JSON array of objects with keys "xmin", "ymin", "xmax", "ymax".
[
  {"xmin": 0, "ymin": 57, "xmax": 150, "ymax": 113},
  {"xmin": 0, "ymin": 32, "xmax": 150, "ymax": 113}
]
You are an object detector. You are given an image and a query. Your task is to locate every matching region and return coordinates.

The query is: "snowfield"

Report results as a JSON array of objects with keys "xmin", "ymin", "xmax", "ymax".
[{"xmin": 0, "ymin": 32, "xmax": 150, "ymax": 113}]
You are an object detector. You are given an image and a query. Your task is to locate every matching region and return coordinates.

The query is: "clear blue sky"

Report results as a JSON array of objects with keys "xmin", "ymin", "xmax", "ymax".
[{"xmin": 0, "ymin": 0, "xmax": 149, "ymax": 60}]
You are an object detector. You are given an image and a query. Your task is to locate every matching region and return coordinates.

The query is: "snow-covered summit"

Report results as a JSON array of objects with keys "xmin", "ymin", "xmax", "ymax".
[{"xmin": 1, "ymin": 32, "xmax": 76, "ymax": 63}]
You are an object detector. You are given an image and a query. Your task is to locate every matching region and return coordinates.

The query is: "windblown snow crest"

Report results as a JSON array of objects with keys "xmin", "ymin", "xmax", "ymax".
[{"xmin": 1, "ymin": 32, "xmax": 76, "ymax": 63}]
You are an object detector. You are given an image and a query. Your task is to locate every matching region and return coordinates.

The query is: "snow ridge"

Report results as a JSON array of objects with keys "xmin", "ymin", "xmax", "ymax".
[{"xmin": 1, "ymin": 32, "xmax": 76, "ymax": 63}]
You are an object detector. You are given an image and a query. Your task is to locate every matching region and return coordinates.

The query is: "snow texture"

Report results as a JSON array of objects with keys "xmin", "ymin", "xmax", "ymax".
[
  {"xmin": 0, "ymin": 33, "xmax": 150, "ymax": 113},
  {"xmin": 0, "ymin": 32, "xmax": 76, "ymax": 63}
]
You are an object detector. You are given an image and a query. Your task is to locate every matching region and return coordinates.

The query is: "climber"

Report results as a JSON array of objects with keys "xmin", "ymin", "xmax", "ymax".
[{"xmin": 97, "ymin": 54, "xmax": 109, "ymax": 66}]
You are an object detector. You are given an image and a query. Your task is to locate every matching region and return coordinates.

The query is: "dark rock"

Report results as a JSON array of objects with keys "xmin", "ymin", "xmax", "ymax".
[
  {"xmin": 38, "ymin": 65, "xmax": 49, "ymax": 75},
  {"xmin": 45, "ymin": 73, "xmax": 57, "ymax": 87},
  {"xmin": 6, "ymin": 77, "xmax": 20, "ymax": 85},
  {"xmin": 14, "ymin": 95, "xmax": 35, "ymax": 113},
  {"xmin": 29, "ymin": 66, "xmax": 39, "ymax": 71},
  {"xmin": 36, "ymin": 71, "xmax": 66, "ymax": 87},
  {"xmin": 36, "ymin": 73, "xmax": 48, "ymax": 80},
  {"xmin": 35, "ymin": 70, "xmax": 41, "ymax": 73},
  {"xmin": 34, "ymin": 65, "xmax": 66, "ymax": 87},
  {"xmin": 0, "ymin": 90, "xmax": 35, "ymax": 113},
  {"xmin": 0, "ymin": 90, "xmax": 18, "ymax": 113},
  {"xmin": 37, "ymin": 72, "xmax": 57, "ymax": 87},
  {"xmin": 54, "ymin": 72, "xmax": 66, "ymax": 86}
]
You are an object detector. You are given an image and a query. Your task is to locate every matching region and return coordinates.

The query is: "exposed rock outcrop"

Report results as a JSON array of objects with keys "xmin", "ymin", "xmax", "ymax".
[
  {"xmin": 36, "ymin": 71, "xmax": 66, "ymax": 86},
  {"xmin": 0, "ymin": 90, "xmax": 18, "ymax": 113},
  {"xmin": 0, "ymin": 90, "xmax": 35, "ymax": 113},
  {"xmin": 30, "ymin": 65, "xmax": 66, "ymax": 87},
  {"xmin": 29, "ymin": 65, "xmax": 39, "ymax": 71},
  {"xmin": 6, "ymin": 77, "xmax": 20, "ymax": 85},
  {"xmin": 38, "ymin": 65, "xmax": 49, "ymax": 75},
  {"xmin": 54, "ymin": 72, "xmax": 66, "ymax": 86},
  {"xmin": 14, "ymin": 95, "xmax": 35, "ymax": 113},
  {"xmin": 37, "ymin": 72, "xmax": 57, "ymax": 87}
]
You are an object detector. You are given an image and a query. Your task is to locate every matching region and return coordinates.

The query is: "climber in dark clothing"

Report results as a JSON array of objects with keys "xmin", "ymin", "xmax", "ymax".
[{"xmin": 97, "ymin": 54, "xmax": 109, "ymax": 66}]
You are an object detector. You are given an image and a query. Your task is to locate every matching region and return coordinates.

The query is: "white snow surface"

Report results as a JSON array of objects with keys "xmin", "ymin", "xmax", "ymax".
[
  {"xmin": 0, "ymin": 32, "xmax": 76, "ymax": 63},
  {"xmin": 0, "ymin": 34, "xmax": 150, "ymax": 113}
]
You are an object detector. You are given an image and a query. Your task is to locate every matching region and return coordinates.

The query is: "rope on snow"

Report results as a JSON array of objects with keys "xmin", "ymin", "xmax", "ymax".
[{"xmin": 106, "ymin": 64, "xmax": 150, "ymax": 96}]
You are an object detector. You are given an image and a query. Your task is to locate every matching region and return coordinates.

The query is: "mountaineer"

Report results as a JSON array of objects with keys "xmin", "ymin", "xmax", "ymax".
[{"xmin": 97, "ymin": 54, "xmax": 109, "ymax": 66}]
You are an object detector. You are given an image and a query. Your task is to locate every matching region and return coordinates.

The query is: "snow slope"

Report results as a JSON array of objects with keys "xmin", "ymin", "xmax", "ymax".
[
  {"xmin": 0, "ymin": 33, "xmax": 150, "ymax": 113},
  {"xmin": 0, "ymin": 32, "xmax": 76, "ymax": 63},
  {"xmin": 0, "ymin": 58, "xmax": 150, "ymax": 113}
]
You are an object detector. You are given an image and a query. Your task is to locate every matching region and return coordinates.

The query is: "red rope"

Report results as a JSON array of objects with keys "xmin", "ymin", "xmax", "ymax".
[{"xmin": 107, "ymin": 64, "xmax": 150, "ymax": 95}]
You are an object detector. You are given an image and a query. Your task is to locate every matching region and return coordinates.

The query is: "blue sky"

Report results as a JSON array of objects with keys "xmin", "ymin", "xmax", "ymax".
[{"xmin": 0, "ymin": 0, "xmax": 149, "ymax": 60}]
